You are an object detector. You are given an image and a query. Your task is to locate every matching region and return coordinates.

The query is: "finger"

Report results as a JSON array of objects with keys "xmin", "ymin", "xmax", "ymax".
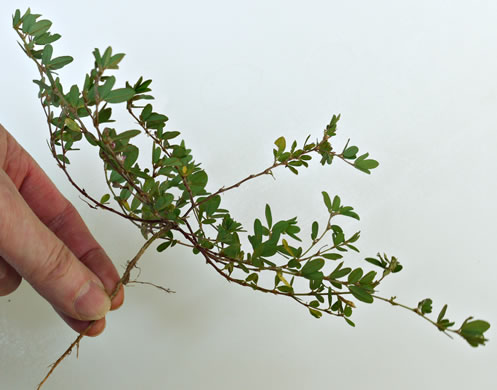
[
  {"xmin": 0, "ymin": 169, "xmax": 111, "ymax": 321},
  {"xmin": 54, "ymin": 307, "xmax": 107, "ymax": 337},
  {"xmin": 77, "ymin": 246, "xmax": 124, "ymax": 311},
  {"xmin": 1, "ymin": 126, "xmax": 124, "ymax": 310},
  {"xmin": 0, "ymin": 256, "xmax": 107, "ymax": 337},
  {"xmin": 40, "ymin": 204, "xmax": 125, "ymax": 310},
  {"xmin": 0, "ymin": 256, "xmax": 22, "ymax": 296}
]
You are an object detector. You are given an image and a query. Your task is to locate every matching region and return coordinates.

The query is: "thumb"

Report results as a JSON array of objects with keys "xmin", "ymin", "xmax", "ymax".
[{"xmin": 0, "ymin": 170, "xmax": 111, "ymax": 320}]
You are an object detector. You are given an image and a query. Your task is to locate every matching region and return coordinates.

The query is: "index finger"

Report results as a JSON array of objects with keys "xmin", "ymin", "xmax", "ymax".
[{"xmin": 0, "ymin": 124, "xmax": 124, "ymax": 310}]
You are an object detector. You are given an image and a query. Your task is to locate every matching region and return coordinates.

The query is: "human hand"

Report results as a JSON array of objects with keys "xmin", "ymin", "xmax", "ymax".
[{"xmin": 0, "ymin": 124, "xmax": 124, "ymax": 336}]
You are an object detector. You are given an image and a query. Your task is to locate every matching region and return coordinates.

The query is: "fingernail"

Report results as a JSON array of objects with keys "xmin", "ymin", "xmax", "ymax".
[
  {"xmin": 74, "ymin": 281, "xmax": 111, "ymax": 320},
  {"xmin": 0, "ymin": 261, "xmax": 7, "ymax": 280}
]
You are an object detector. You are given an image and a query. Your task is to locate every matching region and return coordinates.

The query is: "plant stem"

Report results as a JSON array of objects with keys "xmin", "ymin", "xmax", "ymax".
[
  {"xmin": 37, "ymin": 230, "xmax": 164, "ymax": 390},
  {"xmin": 373, "ymin": 295, "xmax": 454, "ymax": 339}
]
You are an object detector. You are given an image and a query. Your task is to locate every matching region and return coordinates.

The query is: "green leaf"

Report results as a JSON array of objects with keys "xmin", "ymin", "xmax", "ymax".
[
  {"xmin": 101, "ymin": 47, "xmax": 113, "ymax": 68},
  {"xmin": 123, "ymin": 145, "xmax": 139, "ymax": 169},
  {"xmin": 130, "ymin": 196, "xmax": 142, "ymax": 211},
  {"xmin": 343, "ymin": 145, "xmax": 359, "ymax": 159},
  {"xmin": 309, "ymin": 300, "xmax": 320, "ymax": 308},
  {"xmin": 329, "ymin": 262, "xmax": 351, "ymax": 279},
  {"xmin": 460, "ymin": 320, "xmax": 491, "ymax": 347},
  {"xmin": 354, "ymin": 153, "xmax": 380, "ymax": 174},
  {"xmin": 340, "ymin": 209, "xmax": 360, "ymax": 220},
  {"xmin": 48, "ymin": 56, "xmax": 74, "ymax": 70},
  {"xmin": 56, "ymin": 154, "xmax": 70, "ymax": 164},
  {"xmin": 276, "ymin": 285, "xmax": 293, "ymax": 293},
  {"xmin": 322, "ymin": 253, "xmax": 342, "ymax": 260},
  {"xmin": 162, "ymin": 131, "xmax": 181, "ymax": 140},
  {"xmin": 104, "ymin": 87, "xmax": 135, "ymax": 103},
  {"xmin": 201, "ymin": 195, "xmax": 221, "ymax": 216},
  {"xmin": 277, "ymin": 152, "xmax": 291, "ymax": 163},
  {"xmin": 331, "ymin": 300, "xmax": 341, "ymax": 311},
  {"xmin": 246, "ymin": 273, "xmax": 259, "ymax": 284},
  {"xmin": 64, "ymin": 118, "xmax": 80, "ymax": 132},
  {"xmin": 110, "ymin": 170, "xmax": 125, "ymax": 183},
  {"xmin": 114, "ymin": 129, "xmax": 141, "ymax": 141},
  {"xmin": 332, "ymin": 225, "xmax": 345, "ymax": 246},
  {"xmin": 461, "ymin": 319, "xmax": 490, "ymax": 334},
  {"xmin": 98, "ymin": 76, "xmax": 116, "ymax": 99},
  {"xmin": 272, "ymin": 220, "xmax": 289, "ymax": 236},
  {"xmin": 100, "ymin": 194, "xmax": 111, "ymax": 204},
  {"xmin": 437, "ymin": 304, "xmax": 448, "ymax": 323},
  {"xmin": 135, "ymin": 78, "xmax": 153, "ymax": 93},
  {"xmin": 223, "ymin": 243, "xmax": 241, "ymax": 258},
  {"xmin": 41, "ymin": 44, "xmax": 53, "ymax": 64},
  {"xmin": 260, "ymin": 240, "xmax": 278, "ymax": 257},
  {"xmin": 147, "ymin": 113, "xmax": 168, "ymax": 129},
  {"xmin": 348, "ymin": 268, "xmax": 364, "ymax": 284},
  {"xmin": 331, "ymin": 195, "xmax": 341, "ymax": 212},
  {"xmin": 12, "ymin": 10, "xmax": 21, "ymax": 27},
  {"xmin": 34, "ymin": 33, "xmax": 61, "ymax": 45},
  {"xmin": 98, "ymin": 107, "xmax": 113, "ymax": 123},
  {"xmin": 274, "ymin": 136, "xmax": 286, "ymax": 153},
  {"xmin": 29, "ymin": 19, "xmax": 52, "ymax": 37},
  {"xmin": 359, "ymin": 270, "xmax": 377, "ymax": 286},
  {"xmin": 22, "ymin": 13, "xmax": 37, "ymax": 34},
  {"xmin": 141, "ymin": 104, "xmax": 153, "ymax": 121},
  {"xmin": 108, "ymin": 53, "xmax": 125, "ymax": 69},
  {"xmin": 93, "ymin": 48, "xmax": 103, "ymax": 67},
  {"xmin": 311, "ymin": 221, "xmax": 319, "ymax": 241},
  {"xmin": 66, "ymin": 85, "xmax": 80, "ymax": 107},
  {"xmin": 120, "ymin": 188, "xmax": 132, "ymax": 201},
  {"xmin": 301, "ymin": 258, "xmax": 325, "ymax": 277},
  {"xmin": 254, "ymin": 218, "xmax": 263, "ymax": 241},
  {"xmin": 135, "ymin": 95, "xmax": 154, "ymax": 101},
  {"xmin": 364, "ymin": 257, "xmax": 385, "ymax": 268},
  {"xmin": 309, "ymin": 307, "xmax": 322, "ymax": 319},
  {"xmin": 287, "ymin": 166, "xmax": 298, "ymax": 175},
  {"xmin": 285, "ymin": 223, "xmax": 301, "ymax": 241},
  {"xmin": 155, "ymin": 193, "xmax": 174, "ymax": 211},
  {"xmin": 322, "ymin": 191, "xmax": 332, "ymax": 210},
  {"xmin": 345, "ymin": 318, "xmax": 355, "ymax": 327},
  {"xmin": 359, "ymin": 159, "xmax": 379, "ymax": 170},
  {"xmin": 326, "ymin": 114, "xmax": 340, "ymax": 136},
  {"xmin": 157, "ymin": 241, "xmax": 171, "ymax": 252},
  {"xmin": 265, "ymin": 204, "xmax": 272, "ymax": 229},
  {"xmin": 152, "ymin": 147, "xmax": 161, "ymax": 164},
  {"xmin": 417, "ymin": 299, "xmax": 433, "ymax": 314},
  {"xmin": 348, "ymin": 285, "xmax": 374, "ymax": 303},
  {"xmin": 190, "ymin": 171, "xmax": 208, "ymax": 188},
  {"xmin": 84, "ymin": 132, "xmax": 99, "ymax": 146},
  {"xmin": 327, "ymin": 287, "xmax": 333, "ymax": 308},
  {"xmin": 131, "ymin": 196, "xmax": 142, "ymax": 212}
]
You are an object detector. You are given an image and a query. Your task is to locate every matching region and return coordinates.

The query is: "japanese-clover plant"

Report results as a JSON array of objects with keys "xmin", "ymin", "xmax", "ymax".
[{"xmin": 11, "ymin": 8, "xmax": 490, "ymax": 389}]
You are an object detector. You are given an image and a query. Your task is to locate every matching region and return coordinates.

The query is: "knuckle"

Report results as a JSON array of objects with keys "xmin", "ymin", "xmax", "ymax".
[
  {"xmin": 45, "ymin": 202, "xmax": 76, "ymax": 234},
  {"xmin": 0, "ymin": 183, "xmax": 17, "ymax": 233},
  {"xmin": 34, "ymin": 241, "xmax": 74, "ymax": 285}
]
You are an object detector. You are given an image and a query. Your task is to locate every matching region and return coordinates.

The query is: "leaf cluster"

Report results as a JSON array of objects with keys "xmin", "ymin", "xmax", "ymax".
[{"xmin": 13, "ymin": 8, "xmax": 490, "ymax": 349}]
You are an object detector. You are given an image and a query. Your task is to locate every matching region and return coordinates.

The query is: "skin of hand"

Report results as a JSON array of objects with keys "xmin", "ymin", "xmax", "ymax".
[{"xmin": 0, "ymin": 124, "xmax": 124, "ymax": 336}]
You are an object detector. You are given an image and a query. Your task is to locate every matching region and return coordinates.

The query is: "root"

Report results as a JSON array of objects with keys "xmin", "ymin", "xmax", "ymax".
[
  {"xmin": 127, "ymin": 280, "xmax": 175, "ymax": 294},
  {"xmin": 37, "ymin": 231, "xmax": 165, "ymax": 389}
]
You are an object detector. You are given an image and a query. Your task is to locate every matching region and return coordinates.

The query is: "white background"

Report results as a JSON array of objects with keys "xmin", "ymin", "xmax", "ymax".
[{"xmin": 1, "ymin": 1, "xmax": 496, "ymax": 389}]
